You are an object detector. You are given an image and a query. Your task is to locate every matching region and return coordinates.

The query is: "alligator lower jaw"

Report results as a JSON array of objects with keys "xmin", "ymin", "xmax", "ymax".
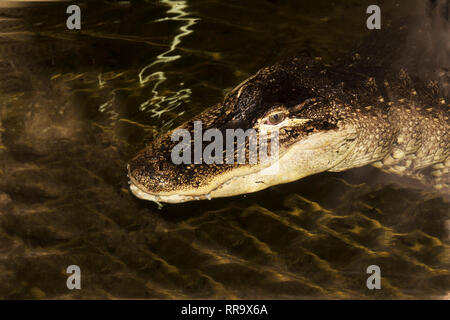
[{"xmin": 129, "ymin": 183, "xmax": 206, "ymax": 203}]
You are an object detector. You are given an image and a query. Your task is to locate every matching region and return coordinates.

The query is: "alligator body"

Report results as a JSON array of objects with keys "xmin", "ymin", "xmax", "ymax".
[{"xmin": 128, "ymin": 14, "xmax": 449, "ymax": 204}]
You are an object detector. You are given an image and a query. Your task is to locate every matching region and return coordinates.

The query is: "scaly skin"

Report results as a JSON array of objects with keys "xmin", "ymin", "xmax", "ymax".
[{"xmin": 128, "ymin": 18, "xmax": 449, "ymax": 203}]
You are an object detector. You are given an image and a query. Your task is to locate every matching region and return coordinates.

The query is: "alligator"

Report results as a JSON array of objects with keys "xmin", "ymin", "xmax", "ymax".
[{"xmin": 128, "ymin": 11, "xmax": 449, "ymax": 204}]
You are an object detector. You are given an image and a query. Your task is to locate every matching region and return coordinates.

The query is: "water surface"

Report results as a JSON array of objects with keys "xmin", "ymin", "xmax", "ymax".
[{"xmin": 0, "ymin": 0, "xmax": 448, "ymax": 299}]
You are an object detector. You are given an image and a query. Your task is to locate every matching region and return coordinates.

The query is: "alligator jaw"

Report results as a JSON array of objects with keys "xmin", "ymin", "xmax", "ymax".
[
  {"xmin": 128, "ymin": 128, "xmax": 358, "ymax": 204},
  {"xmin": 129, "ymin": 182, "xmax": 203, "ymax": 203}
]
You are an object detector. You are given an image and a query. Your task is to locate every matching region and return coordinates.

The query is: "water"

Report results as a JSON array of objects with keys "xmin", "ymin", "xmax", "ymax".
[{"xmin": 0, "ymin": 0, "xmax": 448, "ymax": 299}]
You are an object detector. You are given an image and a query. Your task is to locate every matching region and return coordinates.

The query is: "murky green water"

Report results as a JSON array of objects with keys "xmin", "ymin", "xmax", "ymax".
[{"xmin": 0, "ymin": 0, "xmax": 448, "ymax": 299}]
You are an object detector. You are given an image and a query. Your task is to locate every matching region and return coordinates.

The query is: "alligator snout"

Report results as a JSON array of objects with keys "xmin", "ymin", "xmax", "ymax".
[{"xmin": 128, "ymin": 147, "xmax": 177, "ymax": 194}]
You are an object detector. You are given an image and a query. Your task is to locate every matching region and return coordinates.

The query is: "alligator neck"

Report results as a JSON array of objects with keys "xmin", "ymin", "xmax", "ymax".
[{"xmin": 330, "ymin": 99, "xmax": 449, "ymax": 190}]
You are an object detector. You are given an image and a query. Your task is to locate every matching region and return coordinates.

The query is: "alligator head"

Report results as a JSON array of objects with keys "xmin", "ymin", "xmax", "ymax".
[
  {"xmin": 127, "ymin": 13, "xmax": 450, "ymax": 204},
  {"xmin": 127, "ymin": 58, "xmax": 368, "ymax": 203}
]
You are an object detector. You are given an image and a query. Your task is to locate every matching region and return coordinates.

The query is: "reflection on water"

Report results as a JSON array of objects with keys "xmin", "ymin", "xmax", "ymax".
[
  {"xmin": 0, "ymin": 0, "xmax": 448, "ymax": 299},
  {"xmin": 138, "ymin": 0, "xmax": 198, "ymax": 126}
]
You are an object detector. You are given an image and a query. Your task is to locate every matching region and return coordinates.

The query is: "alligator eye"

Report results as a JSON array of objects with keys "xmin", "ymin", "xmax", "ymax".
[{"xmin": 267, "ymin": 112, "xmax": 285, "ymax": 125}]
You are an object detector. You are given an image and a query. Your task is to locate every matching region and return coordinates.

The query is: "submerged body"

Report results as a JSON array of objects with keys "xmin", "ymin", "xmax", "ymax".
[{"xmin": 128, "ymin": 17, "xmax": 449, "ymax": 203}]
